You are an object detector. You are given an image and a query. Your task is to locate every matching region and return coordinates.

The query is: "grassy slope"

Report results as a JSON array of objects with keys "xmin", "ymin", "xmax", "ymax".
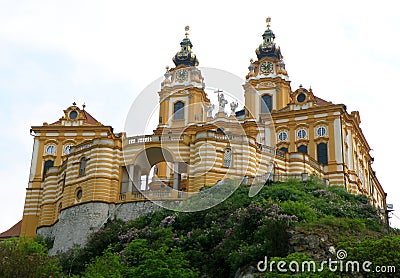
[{"xmin": 58, "ymin": 178, "xmax": 399, "ymax": 277}]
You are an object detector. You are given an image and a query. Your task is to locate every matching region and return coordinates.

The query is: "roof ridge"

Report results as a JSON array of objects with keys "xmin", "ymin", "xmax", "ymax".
[{"xmin": 0, "ymin": 220, "xmax": 22, "ymax": 238}]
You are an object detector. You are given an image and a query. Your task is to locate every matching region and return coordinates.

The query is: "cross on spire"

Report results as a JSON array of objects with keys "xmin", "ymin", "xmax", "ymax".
[
  {"xmin": 185, "ymin": 26, "xmax": 190, "ymax": 38},
  {"xmin": 266, "ymin": 17, "xmax": 271, "ymax": 29}
]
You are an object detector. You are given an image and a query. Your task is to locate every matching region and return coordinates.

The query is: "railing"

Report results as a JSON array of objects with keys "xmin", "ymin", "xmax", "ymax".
[
  {"xmin": 275, "ymin": 150, "xmax": 286, "ymax": 158},
  {"xmin": 309, "ymin": 157, "xmax": 320, "ymax": 169},
  {"xmin": 195, "ymin": 131, "xmax": 253, "ymax": 143},
  {"xmin": 70, "ymin": 138, "xmax": 114, "ymax": 154},
  {"xmin": 250, "ymin": 173, "xmax": 328, "ymax": 185},
  {"xmin": 119, "ymin": 189, "xmax": 189, "ymax": 201},
  {"xmin": 126, "ymin": 135, "xmax": 184, "ymax": 145},
  {"xmin": 258, "ymin": 144, "xmax": 275, "ymax": 155}
]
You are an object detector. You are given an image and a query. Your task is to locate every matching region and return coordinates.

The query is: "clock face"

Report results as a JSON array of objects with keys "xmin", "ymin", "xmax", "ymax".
[
  {"xmin": 260, "ymin": 61, "xmax": 273, "ymax": 74},
  {"xmin": 175, "ymin": 69, "xmax": 188, "ymax": 82}
]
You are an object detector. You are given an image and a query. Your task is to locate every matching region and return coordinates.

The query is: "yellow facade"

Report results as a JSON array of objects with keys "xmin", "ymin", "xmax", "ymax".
[
  {"xmin": 20, "ymin": 106, "xmax": 115, "ymax": 236},
  {"xmin": 20, "ymin": 21, "xmax": 386, "ymax": 238}
]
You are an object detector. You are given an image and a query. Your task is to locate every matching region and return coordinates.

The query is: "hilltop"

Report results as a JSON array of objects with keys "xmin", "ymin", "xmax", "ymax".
[{"xmin": 1, "ymin": 178, "xmax": 399, "ymax": 277}]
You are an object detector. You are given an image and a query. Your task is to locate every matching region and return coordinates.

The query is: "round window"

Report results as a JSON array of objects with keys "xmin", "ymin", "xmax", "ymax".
[
  {"xmin": 297, "ymin": 93, "xmax": 306, "ymax": 102},
  {"xmin": 317, "ymin": 126, "xmax": 327, "ymax": 137},
  {"xmin": 69, "ymin": 110, "xmax": 78, "ymax": 120},
  {"xmin": 45, "ymin": 145, "xmax": 56, "ymax": 155},
  {"xmin": 76, "ymin": 189, "xmax": 83, "ymax": 200},
  {"xmin": 297, "ymin": 129, "xmax": 307, "ymax": 139},
  {"xmin": 278, "ymin": 131, "xmax": 288, "ymax": 141}
]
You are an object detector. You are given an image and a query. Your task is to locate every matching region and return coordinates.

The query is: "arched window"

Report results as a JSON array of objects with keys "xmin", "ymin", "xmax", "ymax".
[
  {"xmin": 79, "ymin": 157, "xmax": 87, "ymax": 176},
  {"xmin": 317, "ymin": 126, "xmax": 327, "ymax": 137},
  {"xmin": 62, "ymin": 174, "xmax": 66, "ymax": 193},
  {"xmin": 43, "ymin": 160, "xmax": 54, "ymax": 180},
  {"xmin": 278, "ymin": 131, "xmax": 288, "ymax": 142},
  {"xmin": 317, "ymin": 143, "xmax": 328, "ymax": 165},
  {"xmin": 279, "ymin": 147, "xmax": 288, "ymax": 153},
  {"xmin": 297, "ymin": 129, "xmax": 307, "ymax": 139},
  {"xmin": 359, "ymin": 169, "xmax": 364, "ymax": 188},
  {"xmin": 261, "ymin": 94, "xmax": 272, "ymax": 113},
  {"xmin": 45, "ymin": 145, "xmax": 56, "ymax": 155},
  {"xmin": 173, "ymin": 101, "xmax": 184, "ymax": 120},
  {"xmin": 298, "ymin": 145, "xmax": 308, "ymax": 154},
  {"xmin": 224, "ymin": 148, "xmax": 232, "ymax": 168},
  {"xmin": 120, "ymin": 166, "xmax": 129, "ymax": 194}
]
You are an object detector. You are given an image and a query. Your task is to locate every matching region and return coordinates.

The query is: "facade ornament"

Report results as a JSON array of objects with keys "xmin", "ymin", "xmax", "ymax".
[
  {"xmin": 230, "ymin": 101, "xmax": 238, "ymax": 116},
  {"xmin": 248, "ymin": 58, "xmax": 254, "ymax": 72},
  {"xmin": 216, "ymin": 89, "xmax": 228, "ymax": 112},
  {"xmin": 164, "ymin": 66, "xmax": 171, "ymax": 80},
  {"xmin": 206, "ymin": 103, "xmax": 215, "ymax": 118},
  {"xmin": 256, "ymin": 81, "xmax": 276, "ymax": 88}
]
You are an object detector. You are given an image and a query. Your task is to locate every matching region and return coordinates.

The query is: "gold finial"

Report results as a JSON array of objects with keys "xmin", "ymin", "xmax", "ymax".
[
  {"xmin": 185, "ymin": 25, "xmax": 190, "ymax": 38},
  {"xmin": 266, "ymin": 17, "xmax": 271, "ymax": 29},
  {"xmin": 166, "ymin": 65, "xmax": 169, "ymax": 70},
  {"xmin": 82, "ymin": 103, "xmax": 86, "ymax": 110}
]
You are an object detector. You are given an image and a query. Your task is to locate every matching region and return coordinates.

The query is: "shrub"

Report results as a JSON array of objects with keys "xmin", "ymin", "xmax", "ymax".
[{"xmin": 0, "ymin": 237, "xmax": 62, "ymax": 278}]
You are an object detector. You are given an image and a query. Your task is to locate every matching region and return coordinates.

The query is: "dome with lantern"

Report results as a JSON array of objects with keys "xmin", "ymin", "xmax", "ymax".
[
  {"xmin": 173, "ymin": 26, "xmax": 199, "ymax": 67},
  {"xmin": 256, "ymin": 18, "xmax": 283, "ymax": 61}
]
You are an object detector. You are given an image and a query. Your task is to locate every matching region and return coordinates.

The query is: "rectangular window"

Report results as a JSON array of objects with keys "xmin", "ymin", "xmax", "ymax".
[
  {"xmin": 317, "ymin": 143, "xmax": 328, "ymax": 165},
  {"xmin": 224, "ymin": 148, "xmax": 232, "ymax": 168}
]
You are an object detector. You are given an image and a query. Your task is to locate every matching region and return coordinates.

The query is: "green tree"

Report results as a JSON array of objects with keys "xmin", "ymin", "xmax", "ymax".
[
  {"xmin": 83, "ymin": 246, "xmax": 127, "ymax": 278},
  {"xmin": 338, "ymin": 235, "xmax": 400, "ymax": 277},
  {"xmin": 0, "ymin": 237, "xmax": 62, "ymax": 278},
  {"xmin": 129, "ymin": 245, "xmax": 200, "ymax": 278}
]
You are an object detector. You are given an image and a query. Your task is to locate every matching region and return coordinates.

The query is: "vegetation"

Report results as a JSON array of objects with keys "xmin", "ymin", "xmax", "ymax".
[
  {"xmin": 0, "ymin": 236, "xmax": 62, "ymax": 277},
  {"xmin": 1, "ymin": 178, "xmax": 398, "ymax": 277}
]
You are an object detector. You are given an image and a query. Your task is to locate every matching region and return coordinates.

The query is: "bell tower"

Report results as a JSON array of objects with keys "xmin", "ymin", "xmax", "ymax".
[
  {"xmin": 157, "ymin": 26, "xmax": 210, "ymax": 130},
  {"xmin": 244, "ymin": 18, "xmax": 291, "ymax": 120}
]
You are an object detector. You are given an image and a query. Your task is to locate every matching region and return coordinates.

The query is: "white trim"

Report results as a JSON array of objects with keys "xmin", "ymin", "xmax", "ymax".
[
  {"xmin": 334, "ymin": 118, "xmax": 343, "ymax": 163},
  {"xmin": 347, "ymin": 130, "xmax": 353, "ymax": 170},
  {"xmin": 276, "ymin": 119, "xmax": 289, "ymax": 123},
  {"xmin": 28, "ymin": 138, "xmax": 40, "ymax": 184},
  {"xmin": 295, "ymin": 116, "xmax": 308, "ymax": 121},
  {"xmin": 83, "ymin": 132, "xmax": 96, "ymax": 136},
  {"xmin": 314, "ymin": 113, "xmax": 328, "ymax": 118}
]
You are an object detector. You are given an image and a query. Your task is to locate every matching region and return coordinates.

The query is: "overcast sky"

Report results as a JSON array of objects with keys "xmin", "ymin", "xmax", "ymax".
[{"xmin": 1, "ymin": 0, "xmax": 400, "ymax": 233}]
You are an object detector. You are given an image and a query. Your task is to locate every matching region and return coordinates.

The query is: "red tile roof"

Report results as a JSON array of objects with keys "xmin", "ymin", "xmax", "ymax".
[
  {"xmin": 50, "ymin": 109, "xmax": 100, "ymax": 125},
  {"xmin": 0, "ymin": 220, "xmax": 21, "ymax": 238},
  {"xmin": 82, "ymin": 110, "xmax": 99, "ymax": 124},
  {"xmin": 315, "ymin": 96, "xmax": 332, "ymax": 106}
]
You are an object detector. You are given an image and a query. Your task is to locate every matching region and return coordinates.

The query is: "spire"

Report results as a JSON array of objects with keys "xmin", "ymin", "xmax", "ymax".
[
  {"xmin": 255, "ymin": 17, "xmax": 283, "ymax": 61},
  {"xmin": 173, "ymin": 26, "xmax": 199, "ymax": 67}
]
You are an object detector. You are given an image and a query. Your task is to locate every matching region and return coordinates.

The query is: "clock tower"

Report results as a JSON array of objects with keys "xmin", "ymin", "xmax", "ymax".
[
  {"xmin": 157, "ymin": 26, "xmax": 210, "ymax": 130},
  {"xmin": 244, "ymin": 18, "xmax": 291, "ymax": 120}
]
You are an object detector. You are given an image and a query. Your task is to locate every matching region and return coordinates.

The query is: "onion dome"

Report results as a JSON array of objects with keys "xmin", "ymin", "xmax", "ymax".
[
  {"xmin": 255, "ymin": 18, "xmax": 283, "ymax": 61},
  {"xmin": 173, "ymin": 26, "xmax": 199, "ymax": 67}
]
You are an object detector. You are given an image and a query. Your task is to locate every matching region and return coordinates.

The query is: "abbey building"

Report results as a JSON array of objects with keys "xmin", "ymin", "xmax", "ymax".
[{"xmin": 5, "ymin": 20, "xmax": 385, "ymax": 249}]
